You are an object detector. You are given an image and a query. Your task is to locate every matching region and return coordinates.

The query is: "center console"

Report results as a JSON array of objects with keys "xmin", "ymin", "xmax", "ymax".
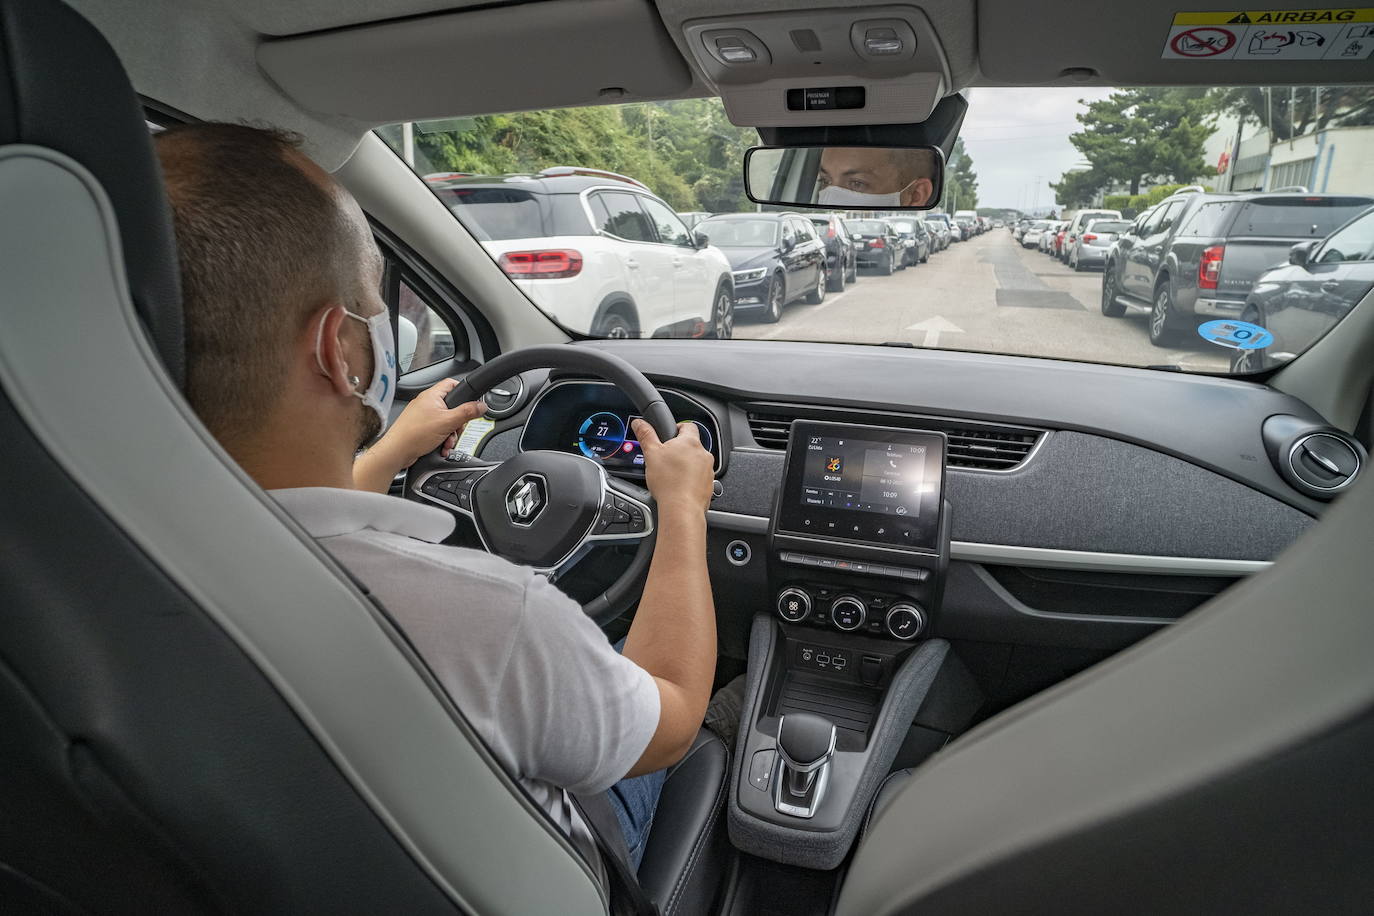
[{"xmin": 728, "ymin": 421, "xmax": 968, "ymax": 870}]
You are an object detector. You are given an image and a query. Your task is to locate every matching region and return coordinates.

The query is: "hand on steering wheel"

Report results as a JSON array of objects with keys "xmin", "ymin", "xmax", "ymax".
[{"xmin": 403, "ymin": 346, "xmax": 689, "ymax": 624}]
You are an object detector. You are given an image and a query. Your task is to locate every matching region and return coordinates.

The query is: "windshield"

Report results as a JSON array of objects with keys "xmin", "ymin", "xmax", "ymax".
[
  {"xmin": 696, "ymin": 219, "xmax": 778, "ymax": 247},
  {"xmin": 382, "ymin": 83, "xmax": 1374, "ymax": 374}
]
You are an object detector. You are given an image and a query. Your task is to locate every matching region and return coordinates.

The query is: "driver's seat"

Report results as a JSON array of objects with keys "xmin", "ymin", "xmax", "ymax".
[{"xmin": 0, "ymin": 0, "xmax": 722, "ymax": 912}]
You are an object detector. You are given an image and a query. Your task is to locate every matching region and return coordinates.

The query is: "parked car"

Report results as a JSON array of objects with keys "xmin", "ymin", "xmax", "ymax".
[
  {"xmin": 924, "ymin": 216, "xmax": 952, "ymax": 250},
  {"xmin": 807, "ymin": 212, "xmax": 859, "ymax": 291},
  {"xmin": 1021, "ymin": 219, "xmax": 1052, "ymax": 249},
  {"xmin": 1231, "ymin": 206, "xmax": 1374, "ymax": 372},
  {"xmin": 884, "ymin": 217, "xmax": 931, "ymax": 266},
  {"xmin": 1068, "ymin": 218, "xmax": 1133, "ymax": 271},
  {"xmin": 1038, "ymin": 221, "xmax": 1061, "ymax": 253},
  {"xmin": 432, "ymin": 171, "xmax": 735, "ymax": 339},
  {"xmin": 954, "ymin": 210, "xmax": 978, "ymax": 238},
  {"xmin": 1101, "ymin": 188, "xmax": 1374, "ymax": 345},
  {"xmin": 845, "ymin": 218, "xmax": 906, "ymax": 275},
  {"xmin": 695, "ymin": 212, "xmax": 827, "ymax": 322},
  {"xmin": 1061, "ymin": 208, "xmax": 1123, "ymax": 263}
]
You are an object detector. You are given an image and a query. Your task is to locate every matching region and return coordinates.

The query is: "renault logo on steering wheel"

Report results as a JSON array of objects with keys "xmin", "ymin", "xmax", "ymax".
[{"xmin": 505, "ymin": 474, "xmax": 547, "ymax": 526}]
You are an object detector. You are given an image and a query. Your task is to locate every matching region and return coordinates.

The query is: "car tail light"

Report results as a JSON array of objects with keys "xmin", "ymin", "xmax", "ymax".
[
  {"xmin": 870, "ymin": 238, "xmax": 885, "ymax": 248},
  {"xmin": 826, "ymin": 226, "xmax": 836, "ymax": 237},
  {"xmin": 498, "ymin": 249, "xmax": 583, "ymax": 279},
  {"xmin": 1083, "ymin": 233, "xmax": 1097, "ymax": 242},
  {"xmin": 1198, "ymin": 245, "xmax": 1225, "ymax": 290}
]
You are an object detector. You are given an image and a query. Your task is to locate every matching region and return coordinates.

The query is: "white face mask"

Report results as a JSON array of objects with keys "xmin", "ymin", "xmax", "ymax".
[
  {"xmin": 315, "ymin": 307, "xmax": 397, "ymax": 444},
  {"xmin": 816, "ymin": 181, "xmax": 915, "ymax": 209}
]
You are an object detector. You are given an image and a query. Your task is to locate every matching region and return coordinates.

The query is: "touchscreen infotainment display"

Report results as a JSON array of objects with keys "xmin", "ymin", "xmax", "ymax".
[{"xmin": 776, "ymin": 421, "xmax": 946, "ymax": 551}]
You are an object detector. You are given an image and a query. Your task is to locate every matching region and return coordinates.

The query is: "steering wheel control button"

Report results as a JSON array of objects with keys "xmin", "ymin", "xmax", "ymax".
[
  {"xmin": 627, "ymin": 508, "xmax": 646, "ymax": 532},
  {"xmin": 886, "ymin": 604, "xmax": 925, "ymax": 641},
  {"xmin": 776, "ymin": 587, "xmax": 812, "ymax": 623},
  {"xmin": 829, "ymin": 595, "xmax": 867, "ymax": 632},
  {"xmin": 726, "ymin": 540, "xmax": 752, "ymax": 566}
]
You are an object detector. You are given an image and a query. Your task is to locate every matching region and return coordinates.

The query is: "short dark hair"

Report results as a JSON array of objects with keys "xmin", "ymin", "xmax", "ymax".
[{"xmin": 155, "ymin": 123, "xmax": 355, "ymax": 440}]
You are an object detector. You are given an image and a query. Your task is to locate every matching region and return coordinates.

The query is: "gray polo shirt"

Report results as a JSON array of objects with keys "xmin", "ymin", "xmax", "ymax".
[{"xmin": 270, "ymin": 487, "xmax": 660, "ymax": 879}]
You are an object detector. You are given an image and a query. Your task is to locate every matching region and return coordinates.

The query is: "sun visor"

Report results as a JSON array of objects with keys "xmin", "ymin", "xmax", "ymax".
[
  {"xmin": 681, "ymin": 5, "xmax": 951, "ymax": 128},
  {"xmin": 257, "ymin": 0, "xmax": 693, "ymax": 123}
]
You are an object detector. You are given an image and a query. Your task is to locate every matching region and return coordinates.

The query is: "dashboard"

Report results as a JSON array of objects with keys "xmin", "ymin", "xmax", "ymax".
[
  {"xmin": 477, "ymin": 338, "xmax": 1343, "ymax": 703},
  {"xmin": 520, "ymin": 380, "xmax": 723, "ymax": 475}
]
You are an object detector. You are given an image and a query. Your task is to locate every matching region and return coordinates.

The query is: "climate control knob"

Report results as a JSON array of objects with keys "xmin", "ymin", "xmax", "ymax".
[
  {"xmin": 885, "ymin": 603, "xmax": 926, "ymax": 641},
  {"xmin": 829, "ymin": 595, "xmax": 867, "ymax": 632},
  {"xmin": 776, "ymin": 587, "xmax": 812, "ymax": 623}
]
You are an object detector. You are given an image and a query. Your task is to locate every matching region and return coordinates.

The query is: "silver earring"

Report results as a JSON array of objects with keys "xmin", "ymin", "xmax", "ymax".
[{"xmin": 348, "ymin": 375, "xmax": 360, "ymax": 386}]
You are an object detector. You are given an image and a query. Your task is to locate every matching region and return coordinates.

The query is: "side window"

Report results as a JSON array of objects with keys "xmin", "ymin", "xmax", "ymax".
[
  {"xmin": 397, "ymin": 279, "xmax": 458, "ymax": 374},
  {"xmin": 639, "ymin": 196, "xmax": 693, "ymax": 248},
  {"xmin": 781, "ymin": 220, "xmax": 796, "ymax": 246},
  {"xmin": 1155, "ymin": 200, "xmax": 1186, "ymax": 235},
  {"xmin": 1316, "ymin": 212, "xmax": 1374, "ymax": 264},
  {"xmin": 592, "ymin": 191, "xmax": 655, "ymax": 243}
]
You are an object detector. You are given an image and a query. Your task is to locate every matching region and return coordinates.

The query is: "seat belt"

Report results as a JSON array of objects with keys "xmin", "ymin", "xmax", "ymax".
[{"xmin": 570, "ymin": 792, "xmax": 659, "ymax": 916}]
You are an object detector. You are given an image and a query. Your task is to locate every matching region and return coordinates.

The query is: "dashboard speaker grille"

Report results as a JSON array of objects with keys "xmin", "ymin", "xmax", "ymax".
[{"xmin": 746, "ymin": 408, "xmax": 1043, "ymax": 471}]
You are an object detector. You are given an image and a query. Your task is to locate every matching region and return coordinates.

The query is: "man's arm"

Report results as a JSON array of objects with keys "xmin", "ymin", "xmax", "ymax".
[
  {"xmin": 353, "ymin": 379, "xmax": 484, "ymax": 493},
  {"xmin": 622, "ymin": 419, "xmax": 717, "ymax": 775}
]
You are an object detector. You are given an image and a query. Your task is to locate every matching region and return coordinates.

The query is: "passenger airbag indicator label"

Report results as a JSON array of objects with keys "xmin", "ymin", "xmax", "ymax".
[{"xmin": 1162, "ymin": 8, "xmax": 1374, "ymax": 59}]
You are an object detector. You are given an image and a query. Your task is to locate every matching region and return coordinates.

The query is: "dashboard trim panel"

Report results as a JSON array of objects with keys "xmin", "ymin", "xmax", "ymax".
[{"xmin": 705, "ymin": 510, "xmax": 1273, "ymax": 576}]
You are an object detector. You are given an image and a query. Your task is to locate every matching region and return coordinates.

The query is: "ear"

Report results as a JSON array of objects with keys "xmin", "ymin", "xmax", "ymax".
[
  {"xmin": 903, "ymin": 178, "xmax": 935, "ymax": 208},
  {"xmin": 311, "ymin": 305, "xmax": 356, "ymax": 398}
]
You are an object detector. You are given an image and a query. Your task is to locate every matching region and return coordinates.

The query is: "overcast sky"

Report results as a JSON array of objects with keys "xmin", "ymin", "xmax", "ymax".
[{"xmin": 958, "ymin": 87, "xmax": 1116, "ymax": 211}]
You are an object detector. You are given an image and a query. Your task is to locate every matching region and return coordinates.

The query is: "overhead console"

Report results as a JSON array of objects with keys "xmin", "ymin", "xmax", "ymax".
[{"xmin": 680, "ymin": 5, "xmax": 952, "ymax": 127}]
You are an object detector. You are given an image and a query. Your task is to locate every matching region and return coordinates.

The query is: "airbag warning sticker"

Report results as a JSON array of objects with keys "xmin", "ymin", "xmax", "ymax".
[{"xmin": 1163, "ymin": 8, "xmax": 1374, "ymax": 59}]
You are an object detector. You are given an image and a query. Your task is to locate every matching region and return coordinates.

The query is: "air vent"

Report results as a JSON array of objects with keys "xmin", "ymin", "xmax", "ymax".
[{"xmin": 746, "ymin": 409, "xmax": 1044, "ymax": 471}]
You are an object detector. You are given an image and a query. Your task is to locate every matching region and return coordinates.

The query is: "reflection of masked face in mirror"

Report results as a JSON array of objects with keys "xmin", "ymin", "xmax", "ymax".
[{"xmin": 816, "ymin": 148, "xmax": 935, "ymax": 208}]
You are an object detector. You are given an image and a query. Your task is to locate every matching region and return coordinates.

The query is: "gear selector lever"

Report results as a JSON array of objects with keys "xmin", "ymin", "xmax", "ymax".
[{"xmin": 774, "ymin": 713, "xmax": 837, "ymax": 818}]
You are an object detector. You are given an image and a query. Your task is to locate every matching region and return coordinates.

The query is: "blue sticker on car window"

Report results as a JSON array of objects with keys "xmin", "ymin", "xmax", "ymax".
[{"xmin": 1198, "ymin": 320, "xmax": 1274, "ymax": 351}]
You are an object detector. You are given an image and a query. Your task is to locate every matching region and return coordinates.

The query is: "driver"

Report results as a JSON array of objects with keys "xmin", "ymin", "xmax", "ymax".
[
  {"xmin": 816, "ymin": 146, "xmax": 936, "ymax": 208},
  {"xmin": 154, "ymin": 123, "xmax": 717, "ymax": 879}
]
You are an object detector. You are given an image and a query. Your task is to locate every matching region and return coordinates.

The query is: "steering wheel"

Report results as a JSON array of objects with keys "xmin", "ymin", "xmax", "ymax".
[{"xmin": 404, "ymin": 347, "xmax": 678, "ymax": 625}]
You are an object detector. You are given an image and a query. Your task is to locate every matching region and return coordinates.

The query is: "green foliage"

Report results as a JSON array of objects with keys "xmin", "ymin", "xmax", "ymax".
[
  {"xmin": 1051, "ymin": 88, "xmax": 1216, "ymax": 205},
  {"xmin": 1209, "ymin": 86, "xmax": 1374, "ymax": 138},
  {"xmin": 943, "ymin": 138, "xmax": 979, "ymax": 210},
  {"xmin": 1102, "ymin": 193, "xmax": 1134, "ymax": 214},
  {"xmin": 404, "ymin": 99, "xmax": 759, "ymax": 212}
]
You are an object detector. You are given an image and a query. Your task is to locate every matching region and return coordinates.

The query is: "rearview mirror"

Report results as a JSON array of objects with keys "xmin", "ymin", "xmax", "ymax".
[
  {"xmin": 694, "ymin": 230, "xmax": 709, "ymax": 248},
  {"xmin": 744, "ymin": 145, "xmax": 944, "ymax": 211}
]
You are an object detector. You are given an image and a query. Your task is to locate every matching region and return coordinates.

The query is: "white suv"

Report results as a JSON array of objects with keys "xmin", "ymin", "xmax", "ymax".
[{"xmin": 429, "ymin": 169, "xmax": 735, "ymax": 338}]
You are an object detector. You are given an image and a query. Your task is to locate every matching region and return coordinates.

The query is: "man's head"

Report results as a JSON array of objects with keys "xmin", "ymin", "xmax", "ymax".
[
  {"xmin": 816, "ymin": 147, "xmax": 937, "ymax": 208},
  {"xmin": 155, "ymin": 123, "xmax": 388, "ymax": 479}
]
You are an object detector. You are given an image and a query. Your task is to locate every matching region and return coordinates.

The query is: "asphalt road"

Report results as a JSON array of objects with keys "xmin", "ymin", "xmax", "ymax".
[{"xmin": 735, "ymin": 230, "xmax": 1232, "ymax": 373}]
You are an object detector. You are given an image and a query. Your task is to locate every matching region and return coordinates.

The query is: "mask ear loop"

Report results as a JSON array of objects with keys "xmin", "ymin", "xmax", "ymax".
[{"xmin": 313, "ymin": 306, "xmax": 364, "ymax": 394}]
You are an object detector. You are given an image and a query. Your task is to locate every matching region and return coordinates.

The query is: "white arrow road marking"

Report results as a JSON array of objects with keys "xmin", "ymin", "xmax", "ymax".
[{"xmin": 904, "ymin": 315, "xmax": 965, "ymax": 348}]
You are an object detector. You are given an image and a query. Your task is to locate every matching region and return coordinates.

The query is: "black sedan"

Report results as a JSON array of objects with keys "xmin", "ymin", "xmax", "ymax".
[
  {"xmin": 696, "ymin": 212, "xmax": 828, "ymax": 323},
  {"xmin": 1232, "ymin": 206, "xmax": 1374, "ymax": 373},
  {"xmin": 844, "ymin": 218, "xmax": 905, "ymax": 275}
]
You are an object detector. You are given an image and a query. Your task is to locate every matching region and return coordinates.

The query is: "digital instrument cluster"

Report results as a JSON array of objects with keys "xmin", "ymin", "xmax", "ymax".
[{"xmin": 521, "ymin": 382, "xmax": 722, "ymax": 475}]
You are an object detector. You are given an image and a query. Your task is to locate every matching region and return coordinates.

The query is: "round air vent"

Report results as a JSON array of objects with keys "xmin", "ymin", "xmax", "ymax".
[
  {"xmin": 1287, "ymin": 433, "xmax": 1361, "ymax": 496},
  {"xmin": 481, "ymin": 375, "xmax": 525, "ymax": 419}
]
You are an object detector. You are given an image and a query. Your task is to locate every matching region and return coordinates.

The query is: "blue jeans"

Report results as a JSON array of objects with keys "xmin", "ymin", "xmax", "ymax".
[{"xmin": 608, "ymin": 638, "xmax": 667, "ymax": 868}]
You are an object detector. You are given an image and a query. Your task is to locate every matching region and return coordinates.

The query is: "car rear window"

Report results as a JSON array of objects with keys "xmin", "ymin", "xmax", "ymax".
[
  {"xmin": 1086, "ymin": 220, "xmax": 1131, "ymax": 234},
  {"xmin": 439, "ymin": 187, "xmax": 549, "ymax": 241},
  {"xmin": 1231, "ymin": 197, "xmax": 1374, "ymax": 239},
  {"xmin": 848, "ymin": 220, "xmax": 887, "ymax": 234},
  {"xmin": 1176, "ymin": 201, "xmax": 1235, "ymax": 238}
]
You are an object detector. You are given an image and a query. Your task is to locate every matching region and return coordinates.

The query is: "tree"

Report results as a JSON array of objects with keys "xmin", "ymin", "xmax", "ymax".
[
  {"xmin": 1208, "ymin": 86, "xmax": 1374, "ymax": 139},
  {"xmin": 399, "ymin": 99, "xmax": 760, "ymax": 213},
  {"xmin": 1054, "ymin": 88, "xmax": 1216, "ymax": 197},
  {"xmin": 1050, "ymin": 169, "xmax": 1108, "ymax": 209},
  {"xmin": 943, "ymin": 138, "xmax": 979, "ymax": 210}
]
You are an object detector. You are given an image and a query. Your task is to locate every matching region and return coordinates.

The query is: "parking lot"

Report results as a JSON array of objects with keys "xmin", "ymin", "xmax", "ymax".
[{"xmin": 735, "ymin": 231, "xmax": 1231, "ymax": 373}]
